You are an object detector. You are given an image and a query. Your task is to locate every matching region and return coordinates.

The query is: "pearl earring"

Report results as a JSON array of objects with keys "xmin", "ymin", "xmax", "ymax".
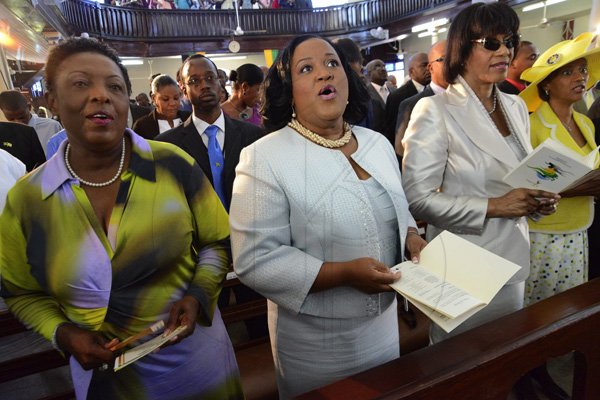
[{"xmin": 291, "ymin": 106, "xmax": 296, "ymax": 118}]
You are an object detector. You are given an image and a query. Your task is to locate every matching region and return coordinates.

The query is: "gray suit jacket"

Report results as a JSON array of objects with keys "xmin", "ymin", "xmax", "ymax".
[
  {"xmin": 402, "ymin": 76, "xmax": 532, "ymax": 283},
  {"xmin": 230, "ymin": 126, "xmax": 417, "ymax": 318}
]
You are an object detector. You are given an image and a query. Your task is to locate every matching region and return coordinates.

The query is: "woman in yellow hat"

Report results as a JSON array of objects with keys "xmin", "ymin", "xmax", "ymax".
[{"xmin": 520, "ymin": 32, "xmax": 600, "ymax": 306}]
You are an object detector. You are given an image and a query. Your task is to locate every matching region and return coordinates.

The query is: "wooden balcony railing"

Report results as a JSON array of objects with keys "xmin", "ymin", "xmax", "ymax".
[{"xmin": 56, "ymin": 0, "xmax": 455, "ymax": 41}]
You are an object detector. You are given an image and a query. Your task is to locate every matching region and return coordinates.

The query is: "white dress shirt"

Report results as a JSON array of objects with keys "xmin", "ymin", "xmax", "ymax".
[
  {"xmin": 370, "ymin": 82, "xmax": 389, "ymax": 103},
  {"xmin": 192, "ymin": 112, "xmax": 226, "ymax": 151},
  {"xmin": 412, "ymin": 79, "xmax": 425, "ymax": 93}
]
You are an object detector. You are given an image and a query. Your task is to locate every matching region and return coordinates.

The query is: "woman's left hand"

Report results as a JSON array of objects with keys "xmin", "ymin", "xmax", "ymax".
[
  {"xmin": 406, "ymin": 231, "xmax": 427, "ymax": 263},
  {"xmin": 536, "ymin": 199, "xmax": 560, "ymax": 215},
  {"xmin": 164, "ymin": 295, "xmax": 199, "ymax": 346}
]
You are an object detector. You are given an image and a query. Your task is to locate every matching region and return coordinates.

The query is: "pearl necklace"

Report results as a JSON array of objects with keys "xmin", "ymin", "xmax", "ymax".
[
  {"xmin": 487, "ymin": 90, "xmax": 497, "ymax": 115},
  {"xmin": 64, "ymin": 138, "xmax": 126, "ymax": 187},
  {"xmin": 288, "ymin": 118, "xmax": 352, "ymax": 148}
]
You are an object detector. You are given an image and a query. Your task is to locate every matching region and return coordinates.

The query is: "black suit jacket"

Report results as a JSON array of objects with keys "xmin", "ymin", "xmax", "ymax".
[
  {"xmin": 0, "ymin": 121, "xmax": 45, "ymax": 171},
  {"xmin": 154, "ymin": 114, "xmax": 263, "ymax": 209},
  {"xmin": 132, "ymin": 109, "xmax": 191, "ymax": 140},
  {"xmin": 130, "ymin": 103, "xmax": 153, "ymax": 126},
  {"xmin": 365, "ymin": 83, "xmax": 387, "ymax": 135},
  {"xmin": 395, "ymin": 86, "xmax": 435, "ymax": 157},
  {"xmin": 384, "ymin": 80, "xmax": 418, "ymax": 145},
  {"xmin": 587, "ymin": 105, "xmax": 600, "ymax": 280},
  {"xmin": 497, "ymin": 80, "xmax": 521, "ymax": 95}
]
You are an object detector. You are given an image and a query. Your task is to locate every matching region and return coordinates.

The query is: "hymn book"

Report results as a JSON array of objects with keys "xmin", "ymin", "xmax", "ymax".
[
  {"xmin": 503, "ymin": 138, "xmax": 600, "ymax": 193},
  {"xmin": 389, "ymin": 231, "xmax": 520, "ymax": 332}
]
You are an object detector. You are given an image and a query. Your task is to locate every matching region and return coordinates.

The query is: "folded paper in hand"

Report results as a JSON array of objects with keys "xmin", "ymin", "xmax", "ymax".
[
  {"xmin": 503, "ymin": 138, "xmax": 600, "ymax": 193},
  {"xmin": 114, "ymin": 325, "xmax": 187, "ymax": 371},
  {"xmin": 390, "ymin": 231, "xmax": 520, "ymax": 333}
]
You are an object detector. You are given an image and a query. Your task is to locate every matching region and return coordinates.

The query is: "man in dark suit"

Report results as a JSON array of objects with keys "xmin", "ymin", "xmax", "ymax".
[
  {"xmin": 155, "ymin": 54, "xmax": 262, "ymax": 210},
  {"xmin": 365, "ymin": 59, "xmax": 389, "ymax": 137},
  {"xmin": 0, "ymin": 121, "xmax": 45, "ymax": 171},
  {"xmin": 498, "ymin": 40, "xmax": 538, "ymax": 95},
  {"xmin": 395, "ymin": 41, "xmax": 448, "ymax": 159},
  {"xmin": 384, "ymin": 52, "xmax": 430, "ymax": 145},
  {"xmin": 155, "ymin": 54, "xmax": 265, "ymax": 339},
  {"xmin": 586, "ymin": 96, "xmax": 600, "ymax": 280}
]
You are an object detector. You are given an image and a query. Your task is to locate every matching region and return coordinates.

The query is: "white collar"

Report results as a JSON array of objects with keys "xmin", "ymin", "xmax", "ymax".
[{"xmin": 192, "ymin": 110, "xmax": 225, "ymax": 135}]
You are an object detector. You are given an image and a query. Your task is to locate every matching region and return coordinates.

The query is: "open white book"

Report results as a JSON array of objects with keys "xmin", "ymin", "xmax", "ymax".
[
  {"xmin": 389, "ymin": 231, "xmax": 520, "ymax": 333},
  {"xmin": 503, "ymin": 138, "xmax": 600, "ymax": 193}
]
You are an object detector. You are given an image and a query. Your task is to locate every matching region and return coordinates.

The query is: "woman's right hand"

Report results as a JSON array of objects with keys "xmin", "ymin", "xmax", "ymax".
[
  {"xmin": 487, "ymin": 188, "xmax": 560, "ymax": 218},
  {"xmin": 56, "ymin": 323, "xmax": 117, "ymax": 370},
  {"xmin": 312, "ymin": 258, "xmax": 400, "ymax": 294},
  {"xmin": 343, "ymin": 258, "xmax": 400, "ymax": 294}
]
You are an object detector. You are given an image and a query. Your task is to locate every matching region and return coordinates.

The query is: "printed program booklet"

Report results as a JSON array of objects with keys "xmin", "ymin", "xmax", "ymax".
[
  {"xmin": 503, "ymin": 138, "xmax": 600, "ymax": 193},
  {"xmin": 390, "ymin": 231, "xmax": 520, "ymax": 333},
  {"xmin": 113, "ymin": 325, "xmax": 187, "ymax": 371}
]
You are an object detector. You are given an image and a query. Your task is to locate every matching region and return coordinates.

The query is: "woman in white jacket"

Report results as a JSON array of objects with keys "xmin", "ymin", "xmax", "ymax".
[
  {"xmin": 229, "ymin": 35, "xmax": 426, "ymax": 398},
  {"xmin": 402, "ymin": 2, "xmax": 559, "ymax": 343}
]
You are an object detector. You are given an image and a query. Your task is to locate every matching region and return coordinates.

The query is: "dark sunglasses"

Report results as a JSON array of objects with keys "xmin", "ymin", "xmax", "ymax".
[{"xmin": 472, "ymin": 36, "xmax": 519, "ymax": 51}]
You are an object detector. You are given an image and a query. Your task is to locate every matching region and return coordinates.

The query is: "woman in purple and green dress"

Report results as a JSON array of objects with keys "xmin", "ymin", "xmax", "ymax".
[{"xmin": 0, "ymin": 38, "xmax": 243, "ymax": 400}]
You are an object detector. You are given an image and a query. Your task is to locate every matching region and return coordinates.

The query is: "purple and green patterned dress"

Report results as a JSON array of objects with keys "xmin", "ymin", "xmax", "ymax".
[{"xmin": 0, "ymin": 130, "xmax": 243, "ymax": 400}]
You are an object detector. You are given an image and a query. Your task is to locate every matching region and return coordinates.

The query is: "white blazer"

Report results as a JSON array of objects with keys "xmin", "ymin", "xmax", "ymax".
[
  {"xmin": 230, "ymin": 125, "xmax": 417, "ymax": 318},
  {"xmin": 402, "ymin": 76, "xmax": 532, "ymax": 283}
]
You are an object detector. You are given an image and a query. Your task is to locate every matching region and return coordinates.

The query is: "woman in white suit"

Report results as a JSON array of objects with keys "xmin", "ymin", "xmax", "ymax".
[
  {"xmin": 402, "ymin": 2, "xmax": 559, "ymax": 343},
  {"xmin": 230, "ymin": 35, "xmax": 426, "ymax": 398}
]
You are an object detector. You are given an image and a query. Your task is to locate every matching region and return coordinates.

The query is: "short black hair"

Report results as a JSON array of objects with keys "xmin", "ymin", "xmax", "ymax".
[
  {"xmin": 45, "ymin": 37, "xmax": 132, "ymax": 96},
  {"xmin": 179, "ymin": 54, "xmax": 219, "ymax": 81},
  {"xmin": 0, "ymin": 90, "xmax": 28, "ymax": 111},
  {"xmin": 445, "ymin": 2, "xmax": 520, "ymax": 84},
  {"xmin": 229, "ymin": 64, "xmax": 264, "ymax": 87},
  {"xmin": 514, "ymin": 40, "xmax": 533, "ymax": 60},
  {"xmin": 262, "ymin": 35, "xmax": 369, "ymax": 132},
  {"xmin": 151, "ymin": 74, "xmax": 179, "ymax": 96}
]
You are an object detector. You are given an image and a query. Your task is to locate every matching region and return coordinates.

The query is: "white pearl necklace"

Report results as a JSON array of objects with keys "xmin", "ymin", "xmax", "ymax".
[
  {"xmin": 288, "ymin": 118, "xmax": 352, "ymax": 148},
  {"xmin": 487, "ymin": 90, "xmax": 498, "ymax": 115},
  {"xmin": 64, "ymin": 138, "xmax": 126, "ymax": 187}
]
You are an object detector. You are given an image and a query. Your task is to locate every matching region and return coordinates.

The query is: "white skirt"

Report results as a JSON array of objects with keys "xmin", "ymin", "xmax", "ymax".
[{"xmin": 269, "ymin": 298, "xmax": 399, "ymax": 399}]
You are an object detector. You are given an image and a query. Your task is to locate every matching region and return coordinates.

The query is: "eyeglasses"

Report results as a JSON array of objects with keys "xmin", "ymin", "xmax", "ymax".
[
  {"xmin": 471, "ymin": 36, "xmax": 519, "ymax": 51},
  {"xmin": 430, "ymin": 56, "xmax": 445, "ymax": 64},
  {"xmin": 185, "ymin": 73, "xmax": 217, "ymax": 86}
]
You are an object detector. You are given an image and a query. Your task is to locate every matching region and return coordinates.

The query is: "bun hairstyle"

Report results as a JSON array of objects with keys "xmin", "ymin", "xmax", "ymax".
[
  {"xmin": 151, "ymin": 74, "xmax": 179, "ymax": 96},
  {"xmin": 229, "ymin": 64, "xmax": 264, "ymax": 87}
]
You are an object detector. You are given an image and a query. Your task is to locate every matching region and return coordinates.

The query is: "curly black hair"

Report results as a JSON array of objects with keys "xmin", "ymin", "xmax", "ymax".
[
  {"xmin": 445, "ymin": 2, "xmax": 520, "ymax": 84},
  {"xmin": 262, "ymin": 35, "xmax": 369, "ymax": 132},
  {"xmin": 45, "ymin": 37, "xmax": 132, "ymax": 96}
]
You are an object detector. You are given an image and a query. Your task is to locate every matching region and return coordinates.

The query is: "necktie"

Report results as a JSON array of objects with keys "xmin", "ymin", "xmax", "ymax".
[{"xmin": 205, "ymin": 125, "xmax": 226, "ymax": 207}]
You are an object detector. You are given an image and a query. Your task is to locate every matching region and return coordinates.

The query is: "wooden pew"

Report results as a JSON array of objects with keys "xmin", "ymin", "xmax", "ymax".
[
  {"xmin": 0, "ymin": 272, "xmax": 430, "ymax": 400},
  {"xmin": 298, "ymin": 278, "xmax": 600, "ymax": 400},
  {"xmin": 0, "ymin": 285, "xmax": 275, "ymax": 400}
]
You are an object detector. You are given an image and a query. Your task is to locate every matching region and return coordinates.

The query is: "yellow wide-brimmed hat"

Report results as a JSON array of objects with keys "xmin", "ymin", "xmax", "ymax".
[{"xmin": 519, "ymin": 32, "xmax": 600, "ymax": 112}]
